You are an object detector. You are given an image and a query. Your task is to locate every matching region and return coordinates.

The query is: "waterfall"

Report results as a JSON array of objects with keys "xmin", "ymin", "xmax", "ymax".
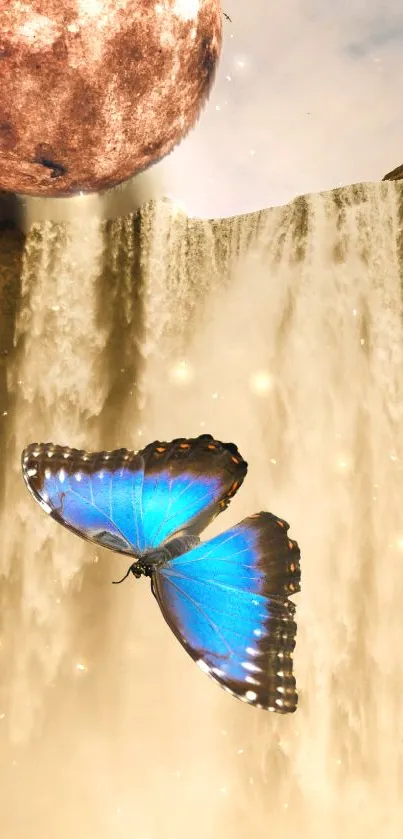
[
  {"xmin": 0, "ymin": 217, "xmax": 109, "ymax": 742},
  {"xmin": 1, "ymin": 182, "xmax": 403, "ymax": 838}
]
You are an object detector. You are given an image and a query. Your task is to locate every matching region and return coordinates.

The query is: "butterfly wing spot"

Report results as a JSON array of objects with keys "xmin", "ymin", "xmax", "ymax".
[
  {"xmin": 245, "ymin": 690, "xmax": 258, "ymax": 702},
  {"xmin": 39, "ymin": 497, "xmax": 52, "ymax": 514},
  {"xmin": 245, "ymin": 675, "xmax": 260, "ymax": 685},
  {"xmin": 241, "ymin": 661, "xmax": 262, "ymax": 673},
  {"xmin": 228, "ymin": 480, "xmax": 240, "ymax": 497},
  {"xmin": 245, "ymin": 646, "xmax": 259, "ymax": 657},
  {"xmin": 196, "ymin": 659, "xmax": 211, "ymax": 674},
  {"xmin": 26, "ymin": 467, "xmax": 37, "ymax": 477}
]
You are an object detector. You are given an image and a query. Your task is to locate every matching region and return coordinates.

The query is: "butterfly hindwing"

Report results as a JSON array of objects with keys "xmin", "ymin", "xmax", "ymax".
[
  {"xmin": 152, "ymin": 512, "xmax": 301, "ymax": 712},
  {"xmin": 21, "ymin": 435, "xmax": 247, "ymax": 556}
]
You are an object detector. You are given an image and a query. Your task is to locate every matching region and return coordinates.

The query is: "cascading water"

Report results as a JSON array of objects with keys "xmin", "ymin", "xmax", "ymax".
[
  {"xmin": 0, "ymin": 218, "xmax": 109, "ymax": 743},
  {"xmin": 1, "ymin": 181, "xmax": 403, "ymax": 838}
]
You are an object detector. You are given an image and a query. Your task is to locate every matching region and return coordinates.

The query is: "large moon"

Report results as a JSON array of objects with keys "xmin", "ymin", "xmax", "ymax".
[{"xmin": 0, "ymin": 0, "xmax": 222, "ymax": 197}]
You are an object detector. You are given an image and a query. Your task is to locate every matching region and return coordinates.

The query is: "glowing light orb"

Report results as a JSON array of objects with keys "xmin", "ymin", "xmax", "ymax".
[
  {"xmin": 334, "ymin": 454, "xmax": 353, "ymax": 474},
  {"xmin": 169, "ymin": 359, "xmax": 194, "ymax": 384},
  {"xmin": 0, "ymin": 0, "xmax": 222, "ymax": 196},
  {"xmin": 249, "ymin": 370, "xmax": 273, "ymax": 395}
]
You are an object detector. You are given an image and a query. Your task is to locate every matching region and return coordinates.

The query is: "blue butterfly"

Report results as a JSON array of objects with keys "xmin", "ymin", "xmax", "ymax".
[{"xmin": 21, "ymin": 434, "xmax": 301, "ymax": 712}]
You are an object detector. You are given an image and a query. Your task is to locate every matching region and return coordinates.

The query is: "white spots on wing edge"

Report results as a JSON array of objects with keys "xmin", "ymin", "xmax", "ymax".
[
  {"xmin": 38, "ymin": 497, "xmax": 52, "ymax": 514},
  {"xmin": 196, "ymin": 659, "xmax": 211, "ymax": 674},
  {"xmin": 245, "ymin": 675, "xmax": 260, "ymax": 685},
  {"xmin": 196, "ymin": 659, "xmax": 266, "ymax": 708},
  {"xmin": 241, "ymin": 661, "xmax": 262, "ymax": 673}
]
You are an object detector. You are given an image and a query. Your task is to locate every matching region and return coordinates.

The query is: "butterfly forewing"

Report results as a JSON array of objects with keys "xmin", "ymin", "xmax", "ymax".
[
  {"xmin": 152, "ymin": 512, "xmax": 301, "ymax": 712},
  {"xmin": 21, "ymin": 435, "xmax": 247, "ymax": 556}
]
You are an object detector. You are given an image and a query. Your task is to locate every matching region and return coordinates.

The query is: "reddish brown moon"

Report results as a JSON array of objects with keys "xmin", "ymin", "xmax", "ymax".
[{"xmin": 0, "ymin": 0, "xmax": 222, "ymax": 197}]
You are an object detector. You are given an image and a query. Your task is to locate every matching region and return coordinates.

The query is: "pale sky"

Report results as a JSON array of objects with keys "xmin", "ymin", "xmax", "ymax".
[{"xmin": 157, "ymin": 0, "xmax": 403, "ymax": 217}]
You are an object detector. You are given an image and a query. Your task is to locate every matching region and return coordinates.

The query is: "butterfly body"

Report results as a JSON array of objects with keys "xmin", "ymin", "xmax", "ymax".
[
  {"xmin": 116, "ymin": 534, "xmax": 202, "ymax": 581},
  {"xmin": 22, "ymin": 434, "xmax": 301, "ymax": 713}
]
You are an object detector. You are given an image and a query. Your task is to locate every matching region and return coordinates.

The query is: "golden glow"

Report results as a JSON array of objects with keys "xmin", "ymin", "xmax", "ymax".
[
  {"xmin": 335, "ymin": 454, "xmax": 353, "ymax": 473},
  {"xmin": 249, "ymin": 370, "xmax": 273, "ymax": 394},
  {"xmin": 169, "ymin": 359, "xmax": 194, "ymax": 384}
]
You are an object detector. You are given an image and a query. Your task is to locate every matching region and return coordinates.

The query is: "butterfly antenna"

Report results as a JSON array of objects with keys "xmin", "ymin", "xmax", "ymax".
[
  {"xmin": 223, "ymin": 12, "xmax": 232, "ymax": 22},
  {"xmin": 112, "ymin": 567, "xmax": 133, "ymax": 584}
]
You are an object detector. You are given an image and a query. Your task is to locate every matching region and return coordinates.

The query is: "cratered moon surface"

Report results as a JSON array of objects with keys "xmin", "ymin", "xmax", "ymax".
[{"xmin": 0, "ymin": 0, "xmax": 222, "ymax": 197}]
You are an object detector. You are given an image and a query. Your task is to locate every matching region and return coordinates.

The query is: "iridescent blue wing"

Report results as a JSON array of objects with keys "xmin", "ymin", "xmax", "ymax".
[
  {"xmin": 152, "ymin": 512, "xmax": 301, "ymax": 712},
  {"xmin": 21, "ymin": 434, "xmax": 247, "ymax": 555}
]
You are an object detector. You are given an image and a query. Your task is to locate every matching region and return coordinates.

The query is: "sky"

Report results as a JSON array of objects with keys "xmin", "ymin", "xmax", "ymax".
[{"xmin": 157, "ymin": 0, "xmax": 403, "ymax": 217}]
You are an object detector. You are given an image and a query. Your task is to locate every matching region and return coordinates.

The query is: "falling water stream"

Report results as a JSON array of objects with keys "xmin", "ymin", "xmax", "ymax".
[{"xmin": 1, "ymin": 182, "xmax": 403, "ymax": 838}]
